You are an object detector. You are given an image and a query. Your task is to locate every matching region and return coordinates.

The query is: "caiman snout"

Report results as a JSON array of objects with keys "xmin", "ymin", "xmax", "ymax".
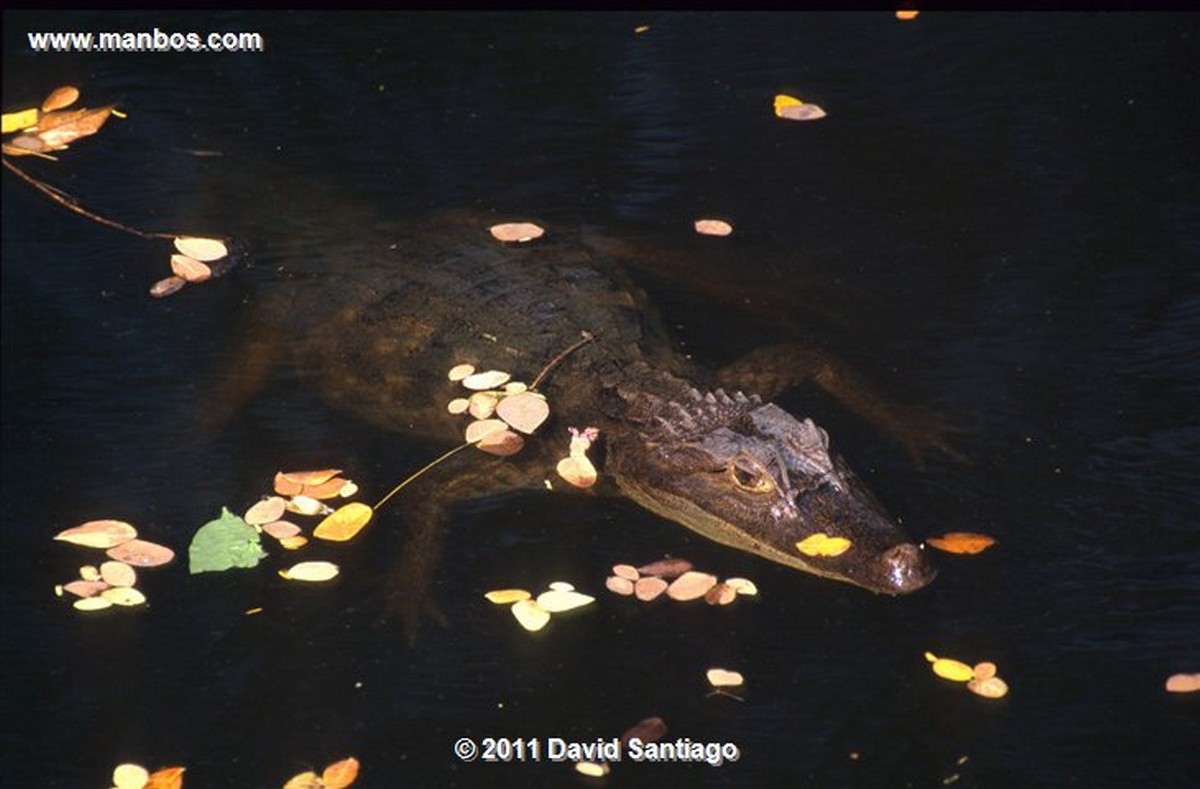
[{"xmin": 876, "ymin": 542, "xmax": 936, "ymax": 594}]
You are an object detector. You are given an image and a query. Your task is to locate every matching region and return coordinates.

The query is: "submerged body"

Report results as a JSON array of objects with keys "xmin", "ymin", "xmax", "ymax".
[{"xmin": 241, "ymin": 211, "xmax": 938, "ymax": 629}]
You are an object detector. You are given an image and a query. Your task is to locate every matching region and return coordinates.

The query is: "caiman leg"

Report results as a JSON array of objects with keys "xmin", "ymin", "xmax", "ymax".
[
  {"xmin": 379, "ymin": 448, "xmax": 568, "ymax": 644},
  {"xmin": 717, "ymin": 343, "xmax": 964, "ymax": 466}
]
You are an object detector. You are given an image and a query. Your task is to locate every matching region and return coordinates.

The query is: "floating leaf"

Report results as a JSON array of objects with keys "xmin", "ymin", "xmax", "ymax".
[
  {"xmin": 107, "ymin": 539, "xmax": 175, "ymax": 567},
  {"xmin": 170, "ymin": 253, "xmax": 212, "ymax": 283},
  {"xmin": 605, "ymin": 576, "xmax": 635, "ymax": 595},
  {"xmin": 548, "ymin": 581, "xmax": 575, "ymax": 592},
  {"xmin": 555, "ymin": 455, "xmax": 596, "ymax": 488},
  {"xmin": 42, "ymin": 86, "xmax": 80, "ymax": 113},
  {"xmin": 322, "ymin": 757, "xmax": 360, "ymax": 789},
  {"xmin": 447, "ymin": 397, "xmax": 470, "ymax": 414},
  {"xmin": 575, "ymin": 761, "xmax": 610, "ymax": 777},
  {"xmin": 503, "ymin": 381, "xmax": 528, "ymax": 394},
  {"xmin": 637, "ymin": 558, "xmax": 693, "ymax": 579},
  {"xmin": 302, "ymin": 476, "xmax": 352, "ymax": 499},
  {"xmin": 286, "ymin": 495, "xmax": 326, "ymax": 515},
  {"xmin": 80, "ymin": 565, "xmax": 101, "ymax": 581},
  {"xmin": 173, "ymin": 236, "xmax": 228, "ymax": 262},
  {"xmin": 489, "ymin": 222, "xmax": 545, "ymax": 243},
  {"xmin": 694, "ymin": 218, "xmax": 733, "ymax": 237},
  {"xmin": 54, "ymin": 519, "xmax": 137, "ymax": 549},
  {"xmin": 724, "ymin": 577, "xmax": 758, "ymax": 596},
  {"xmin": 279, "ymin": 468, "xmax": 343, "ymax": 486},
  {"xmin": 99, "ymin": 560, "xmax": 137, "ymax": 587},
  {"xmin": 477, "ymin": 427, "xmax": 525, "ymax": 456},
  {"xmin": 262, "ymin": 520, "xmax": 302, "ymax": 540},
  {"xmin": 666, "ymin": 571, "xmax": 718, "ymax": 601},
  {"xmin": 462, "ymin": 370, "xmax": 512, "ymax": 391},
  {"xmin": 704, "ymin": 582, "xmax": 737, "ymax": 606},
  {"xmin": 620, "ymin": 716, "xmax": 667, "ymax": 745},
  {"xmin": 973, "ymin": 661, "xmax": 997, "ymax": 681},
  {"xmin": 634, "ymin": 576, "xmax": 668, "ymax": 601},
  {"xmin": 188, "ymin": 507, "xmax": 266, "ymax": 574},
  {"xmin": 62, "ymin": 580, "xmax": 109, "ymax": 598},
  {"xmin": 245, "ymin": 496, "xmax": 288, "ymax": 525},
  {"xmin": 283, "ymin": 771, "xmax": 323, "ymax": 789},
  {"xmin": 1165, "ymin": 673, "xmax": 1200, "ymax": 693},
  {"xmin": 34, "ymin": 105, "xmax": 115, "ymax": 148},
  {"xmin": 485, "ymin": 588, "xmax": 531, "ymax": 604},
  {"xmin": 612, "ymin": 564, "xmax": 639, "ymax": 581},
  {"xmin": 144, "ymin": 766, "xmax": 186, "ymax": 789},
  {"xmin": 634, "ymin": 25, "xmax": 651, "ymax": 34},
  {"xmin": 447, "ymin": 363, "xmax": 475, "ymax": 381},
  {"xmin": 896, "ymin": 10, "xmax": 920, "ymax": 21},
  {"xmin": 465, "ymin": 418, "xmax": 508, "ymax": 443},
  {"xmin": 279, "ymin": 535, "xmax": 308, "ymax": 550},
  {"xmin": 313, "ymin": 502, "xmax": 374, "ymax": 542},
  {"xmin": 149, "ymin": 275, "xmax": 187, "ymax": 298},
  {"xmin": 468, "ymin": 391, "xmax": 499, "ymax": 419},
  {"xmin": 495, "ymin": 391, "xmax": 550, "ymax": 434},
  {"xmin": 536, "ymin": 588, "xmax": 595, "ymax": 613},
  {"xmin": 113, "ymin": 763, "xmax": 150, "ymax": 789},
  {"xmin": 795, "ymin": 533, "xmax": 852, "ymax": 557},
  {"xmin": 925, "ymin": 652, "xmax": 974, "ymax": 682},
  {"xmin": 774, "ymin": 94, "xmax": 827, "ymax": 121},
  {"xmin": 73, "ymin": 596, "xmax": 113, "ymax": 611},
  {"xmin": 280, "ymin": 560, "xmax": 339, "ymax": 582},
  {"xmin": 706, "ymin": 668, "xmax": 745, "ymax": 688},
  {"xmin": 511, "ymin": 599, "xmax": 551, "ymax": 631},
  {"xmin": 102, "ymin": 586, "xmax": 147, "ymax": 606},
  {"xmin": 966, "ymin": 676, "xmax": 1009, "ymax": 699},
  {"xmin": 273, "ymin": 472, "xmax": 304, "ymax": 496},
  {"xmin": 2, "ymin": 107, "xmax": 40, "ymax": 134},
  {"xmin": 926, "ymin": 532, "xmax": 997, "ymax": 555},
  {"xmin": 338, "ymin": 480, "xmax": 358, "ymax": 498}
]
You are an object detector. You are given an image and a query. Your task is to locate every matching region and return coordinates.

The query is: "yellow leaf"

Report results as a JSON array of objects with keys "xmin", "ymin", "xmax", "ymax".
[
  {"xmin": 795, "ymin": 533, "xmax": 852, "ymax": 557},
  {"xmin": 54, "ymin": 519, "xmax": 137, "ymax": 549},
  {"xmin": 313, "ymin": 502, "xmax": 373, "ymax": 542},
  {"xmin": 773, "ymin": 94, "xmax": 803, "ymax": 117},
  {"xmin": 485, "ymin": 588, "xmax": 532, "ymax": 604},
  {"xmin": 2, "ymin": 107, "xmax": 39, "ymax": 134},
  {"xmin": 282, "ymin": 771, "xmax": 324, "ymax": 789},
  {"xmin": 113, "ymin": 763, "xmax": 150, "ymax": 789},
  {"xmin": 925, "ymin": 653, "xmax": 974, "ymax": 682},
  {"xmin": 279, "ymin": 560, "xmax": 339, "ymax": 582},
  {"xmin": 511, "ymin": 599, "xmax": 551, "ymax": 631},
  {"xmin": 448, "ymin": 363, "xmax": 476, "ymax": 381},
  {"xmin": 321, "ymin": 756, "xmax": 360, "ymax": 789}
]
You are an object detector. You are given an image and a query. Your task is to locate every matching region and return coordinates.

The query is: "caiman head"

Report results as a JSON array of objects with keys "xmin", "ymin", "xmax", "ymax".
[{"xmin": 605, "ymin": 372, "xmax": 935, "ymax": 594}]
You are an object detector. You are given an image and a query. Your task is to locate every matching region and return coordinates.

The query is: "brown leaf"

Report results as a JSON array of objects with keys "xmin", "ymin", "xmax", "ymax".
[
  {"xmin": 477, "ymin": 427, "xmax": 525, "ymax": 456},
  {"xmin": 495, "ymin": 391, "xmax": 550, "ymax": 434},
  {"xmin": 666, "ymin": 571, "xmax": 718, "ymax": 601},
  {"xmin": 633, "ymin": 576, "xmax": 668, "ymax": 601},
  {"xmin": 62, "ymin": 580, "xmax": 109, "ymax": 598},
  {"xmin": 105, "ymin": 539, "xmax": 175, "ymax": 567},
  {"xmin": 34, "ymin": 105, "xmax": 115, "ymax": 149},
  {"xmin": 149, "ymin": 276, "xmax": 187, "ymax": 298},
  {"xmin": 635, "ymin": 557, "xmax": 693, "ymax": 579},
  {"xmin": 620, "ymin": 716, "xmax": 668, "ymax": 745},
  {"xmin": 321, "ymin": 756, "xmax": 360, "ymax": 789},
  {"xmin": 42, "ymin": 86, "xmax": 80, "ymax": 113}
]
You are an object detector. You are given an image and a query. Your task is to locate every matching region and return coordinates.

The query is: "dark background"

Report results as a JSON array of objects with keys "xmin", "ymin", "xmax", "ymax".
[{"xmin": 3, "ymin": 12, "xmax": 1197, "ymax": 787}]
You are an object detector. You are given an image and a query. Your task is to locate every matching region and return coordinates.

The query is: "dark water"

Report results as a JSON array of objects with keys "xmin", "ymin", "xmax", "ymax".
[{"xmin": 3, "ymin": 12, "xmax": 1197, "ymax": 788}]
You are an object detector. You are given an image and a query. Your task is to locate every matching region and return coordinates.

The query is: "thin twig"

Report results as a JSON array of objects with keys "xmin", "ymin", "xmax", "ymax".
[
  {"xmin": 3, "ymin": 157, "xmax": 175, "ymax": 240},
  {"xmin": 529, "ymin": 330, "xmax": 596, "ymax": 391},
  {"xmin": 373, "ymin": 440, "xmax": 474, "ymax": 511}
]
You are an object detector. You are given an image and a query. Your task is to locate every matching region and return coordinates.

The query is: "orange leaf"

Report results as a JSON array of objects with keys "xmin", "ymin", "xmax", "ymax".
[
  {"xmin": 145, "ymin": 766, "xmax": 186, "ymax": 789},
  {"xmin": 489, "ymin": 222, "xmax": 545, "ymax": 243},
  {"xmin": 280, "ymin": 468, "xmax": 343, "ymax": 486},
  {"xmin": 313, "ymin": 502, "xmax": 373, "ymax": 542},
  {"xmin": 926, "ymin": 532, "xmax": 996, "ymax": 555},
  {"xmin": 55, "ymin": 519, "xmax": 137, "ymax": 549},
  {"xmin": 170, "ymin": 254, "xmax": 212, "ymax": 283},
  {"xmin": 42, "ymin": 85, "xmax": 80, "ymax": 113},
  {"xmin": 694, "ymin": 218, "xmax": 733, "ymax": 237},
  {"xmin": 302, "ymin": 476, "xmax": 352, "ymax": 500},
  {"xmin": 274, "ymin": 472, "xmax": 305, "ymax": 496},
  {"xmin": 322, "ymin": 756, "xmax": 360, "ymax": 789}
]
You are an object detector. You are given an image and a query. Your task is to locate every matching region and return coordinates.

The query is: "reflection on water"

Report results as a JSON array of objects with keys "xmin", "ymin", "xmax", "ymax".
[{"xmin": 3, "ymin": 11, "xmax": 1198, "ymax": 788}]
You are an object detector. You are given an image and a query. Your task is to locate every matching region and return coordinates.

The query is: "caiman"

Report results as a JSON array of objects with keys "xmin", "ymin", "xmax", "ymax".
[{"xmin": 226, "ymin": 209, "xmax": 951, "ymax": 637}]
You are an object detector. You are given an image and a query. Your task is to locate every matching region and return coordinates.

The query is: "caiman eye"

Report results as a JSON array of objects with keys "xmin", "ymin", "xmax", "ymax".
[{"xmin": 728, "ymin": 454, "xmax": 775, "ymax": 494}]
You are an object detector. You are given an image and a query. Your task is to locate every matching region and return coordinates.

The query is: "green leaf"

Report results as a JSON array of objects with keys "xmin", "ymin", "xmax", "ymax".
[{"xmin": 188, "ymin": 507, "xmax": 268, "ymax": 574}]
